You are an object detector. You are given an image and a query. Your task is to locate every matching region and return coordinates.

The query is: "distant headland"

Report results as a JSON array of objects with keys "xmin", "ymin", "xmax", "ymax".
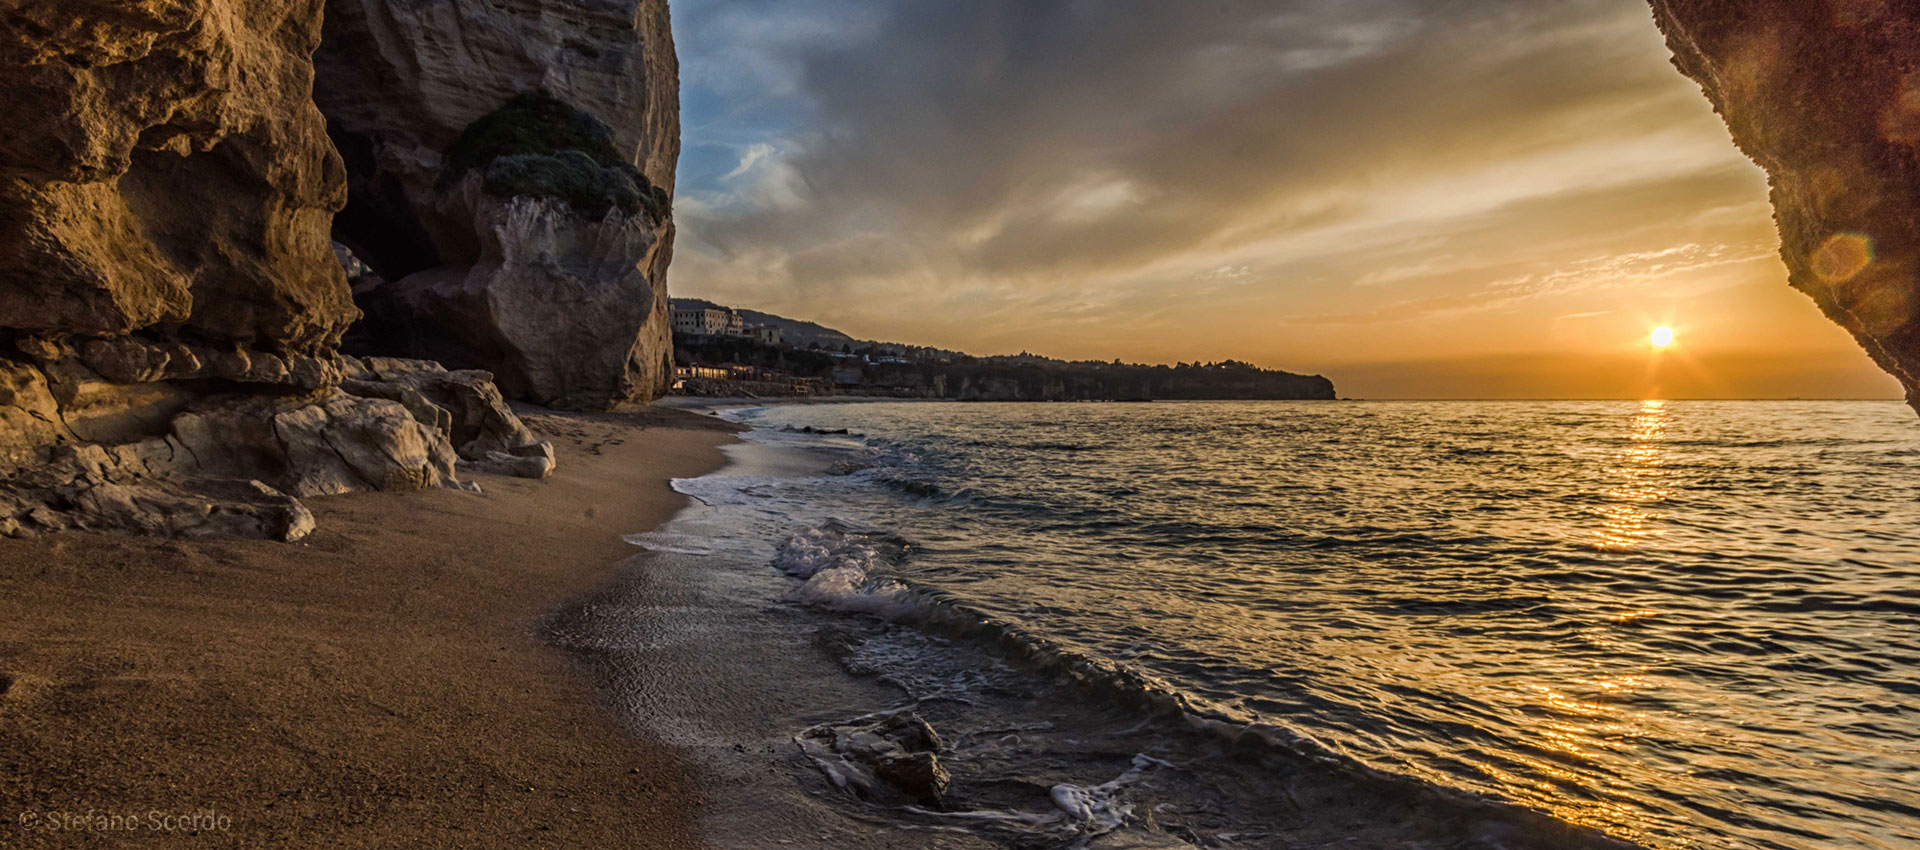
[{"xmin": 668, "ymin": 299, "xmax": 1336, "ymax": 401}]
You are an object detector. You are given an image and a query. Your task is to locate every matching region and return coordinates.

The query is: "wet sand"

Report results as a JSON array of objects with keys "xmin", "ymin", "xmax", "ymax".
[
  {"xmin": 548, "ymin": 435, "xmax": 1001, "ymax": 849},
  {"xmin": 0, "ymin": 406, "xmax": 740, "ymax": 848}
]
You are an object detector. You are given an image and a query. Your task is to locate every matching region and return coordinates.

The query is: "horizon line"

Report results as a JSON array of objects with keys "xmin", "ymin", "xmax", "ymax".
[{"xmin": 1344, "ymin": 397, "xmax": 1905, "ymax": 402}]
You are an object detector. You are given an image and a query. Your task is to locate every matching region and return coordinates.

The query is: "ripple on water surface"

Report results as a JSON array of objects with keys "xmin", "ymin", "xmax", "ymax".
[{"xmin": 732, "ymin": 400, "xmax": 1920, "ymax": 850}]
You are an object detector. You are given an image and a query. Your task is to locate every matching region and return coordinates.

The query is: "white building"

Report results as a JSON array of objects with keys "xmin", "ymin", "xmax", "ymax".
[
  {"xmin": 747, "ymin": 325, "xmax": 782, "ymax": 345},
  {"xmin": 671, "ymin": 305, "xmax": 744, "ymax": 337}
]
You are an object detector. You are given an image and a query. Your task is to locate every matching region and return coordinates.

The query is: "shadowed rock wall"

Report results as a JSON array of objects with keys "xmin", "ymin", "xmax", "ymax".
[
  {"xmin": 1650, "ymin": 1, "xmax": 1920, "ymax": 412},
  {"xmin": 313, "ymin": 0, "xmax": 680, "ymax": 410}
]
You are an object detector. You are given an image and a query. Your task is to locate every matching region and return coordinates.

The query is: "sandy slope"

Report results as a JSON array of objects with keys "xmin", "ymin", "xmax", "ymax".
[{"xmin": 0, "ymin": 406, "xmax": 739, "ymax": 848}]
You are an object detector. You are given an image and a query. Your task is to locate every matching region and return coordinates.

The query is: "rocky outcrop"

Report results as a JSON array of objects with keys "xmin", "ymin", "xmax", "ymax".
[
  {"xmin": 0, "ymin": 346, "xmax": 552, "ymax": 541},
  {"xmin": 312, "ymin": 0, "xmax": 677, "ymax": 194},
  {"xmin": 346, "ymin": 356, "xmax": 556, "ymax": 480},
  {"xmin": 346, "ymin": 184, "xmax": 672, "ymax": 410},
  {"xmin": 0, "ymin": 1, "xmax": 556, "ymax": 540},
  {"xmin": 1650, "ymin": 2, "xmax": 1920, "ymax": 412},
  {"xmin": 0, "ymin": 0, "xmax": 353, "ymax": 352},
  {"xmin": 313, "ymin": 0, "xmax": 679, "ymax": 410}
]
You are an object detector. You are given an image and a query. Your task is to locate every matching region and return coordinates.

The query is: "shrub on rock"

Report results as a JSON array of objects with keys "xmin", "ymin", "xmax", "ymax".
[{"xmin": 447, "ymin": 93, "xmax": 669, "ymax": 222}]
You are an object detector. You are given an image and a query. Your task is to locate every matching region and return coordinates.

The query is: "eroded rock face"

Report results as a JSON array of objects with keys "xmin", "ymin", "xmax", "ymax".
[
  {"xmin": 345, "ymin": 356, "xmax": 557, "ymax": 480},
  {"xmin": 351, "ymin": 191, "xmax": 672, "ymax": 410},
  {"xmin": 313, "ymin": 0, "xmax": 677, "ymax": 199},
  {"xmin": 0, "ymin": 2, "xmax": 561, "ymax": 540},
  {"xmin": 0, "ymin": 0, "xmax": 355, "ymax": 352},
  {"xmin": 0, "ymin": 349, "xmax": 554, "ymax": 541},
  {"xmin": 1650, "ymin": 2, "xmax": 1920, "ymax": 411},
  {"xmin": 313, "ymin": 0, "xmax": 679, "ymax": 410}
]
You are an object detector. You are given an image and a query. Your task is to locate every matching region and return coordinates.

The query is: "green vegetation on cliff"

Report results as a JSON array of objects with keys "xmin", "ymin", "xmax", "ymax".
[
  {"xmin": 443, "ymin": 93, "xmax": 670, "ymax": 222},
  {"xmin": 676, "ymin": 335, "xmax": 1335, "ymax": 401}
]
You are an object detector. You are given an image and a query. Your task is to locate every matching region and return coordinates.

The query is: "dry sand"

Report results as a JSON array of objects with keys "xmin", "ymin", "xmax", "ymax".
[{"xmin": 0, "ymin": 406, "xmax": 740, "ymax": 848}]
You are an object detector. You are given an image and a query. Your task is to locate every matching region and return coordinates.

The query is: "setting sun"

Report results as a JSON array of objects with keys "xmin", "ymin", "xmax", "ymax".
[{"xmin": 1650, "ymin": 326, "xmax": 1676, "ymax": 349}]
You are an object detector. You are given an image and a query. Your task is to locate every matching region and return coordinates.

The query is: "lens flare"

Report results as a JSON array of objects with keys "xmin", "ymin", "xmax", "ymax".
[
  {"xmin": 1649, "ymin": 326, "xmax": 1675, "ymax": 349},
  {"xmin": 1813, "ymin": 232, "xmax": 1874, "ymax": 283}
]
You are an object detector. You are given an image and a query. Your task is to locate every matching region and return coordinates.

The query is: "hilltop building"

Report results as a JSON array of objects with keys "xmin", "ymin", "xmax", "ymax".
[{"xmin": 672, "ymin": 304, "xmax": 743, "ymax": 337}]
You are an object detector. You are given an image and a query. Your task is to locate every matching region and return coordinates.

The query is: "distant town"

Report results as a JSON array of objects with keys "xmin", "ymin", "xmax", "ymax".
[{"xmin": 669, "ymin": 299, "xmax": 1336, "ymax": 402}]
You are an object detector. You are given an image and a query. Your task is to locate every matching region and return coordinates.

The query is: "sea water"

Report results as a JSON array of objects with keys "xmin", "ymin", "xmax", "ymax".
[{"xmin": 641, "ymin": 400, "xmax": 1920, "ymax": 849}]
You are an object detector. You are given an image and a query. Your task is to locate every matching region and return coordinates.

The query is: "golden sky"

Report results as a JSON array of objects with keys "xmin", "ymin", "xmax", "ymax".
[{"xmin": 671, "ymin": 0, "xmax": 1902, "ymax": 399}]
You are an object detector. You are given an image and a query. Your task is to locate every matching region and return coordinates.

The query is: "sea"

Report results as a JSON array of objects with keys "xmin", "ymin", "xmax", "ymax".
[{"xmin": 628, "ymin": 400, "xmax": 1920, "ymax": 850}]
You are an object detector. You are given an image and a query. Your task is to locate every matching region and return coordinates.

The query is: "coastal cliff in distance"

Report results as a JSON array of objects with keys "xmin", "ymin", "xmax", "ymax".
[
  {"xmin": 1650, "ymin": 2, "xmax": 1920, "ymax": 414},
  {"xmin": 671, "ymin": 301, "xmax": 1336, "ymax": 401},
  {"xmin": 0, "ymin": 0, "xmax": 676, "ymax": 538}
]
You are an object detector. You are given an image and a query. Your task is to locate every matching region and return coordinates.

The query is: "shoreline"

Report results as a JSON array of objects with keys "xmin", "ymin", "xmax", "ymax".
[
  {"xmin": 0, "ymin": 406, "xmax": 740, "ymax": 847},
  {"xmin": 657, "ymin": 395, "xmax": 916, "ymax": 411},
  {"xmin": 545, "ymin": 429, "xmax": 995, "ymax": 849},
  {"xmin": 580, "ymin": 404, "xmax": 1646, "ymax": 850},
  {"xmin": 3, "ymin": 398, "xmax": 1840, "ymax": 849}
]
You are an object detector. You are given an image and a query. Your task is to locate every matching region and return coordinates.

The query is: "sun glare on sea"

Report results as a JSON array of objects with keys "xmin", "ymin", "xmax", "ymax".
[{"xmin": 1649, "ymin": 326, "xmax": 1675, "ymax": 349}]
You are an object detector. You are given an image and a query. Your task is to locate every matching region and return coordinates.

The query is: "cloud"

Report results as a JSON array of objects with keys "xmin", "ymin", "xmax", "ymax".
[
  {"xmin": 721, "ymin": 142, "xmax": 776, "ymax": 180},
  {"xmin": 1196, "ymin": 265, "xmax": 1253, "ymax": 281},
  {"xmin": 678, "ymin": 1, "xmax": 1731, "ymax": 285},
  {"xmin": 1482, "ymin": 242, "xmax": 1778, "ymax": 301},
  {"xmin": 667, "ymin": 0, "xmax": 1890, "ymax": 396}
]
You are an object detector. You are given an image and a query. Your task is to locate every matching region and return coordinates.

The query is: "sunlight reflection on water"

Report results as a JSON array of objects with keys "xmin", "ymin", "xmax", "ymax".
[
  {"xmin": 742, "ymin": 400, "xmax": 1920, "ymax": 850},
  {"xmin": 1595, "ymin": 400, "xmax": 1670, "ymax": 553}
]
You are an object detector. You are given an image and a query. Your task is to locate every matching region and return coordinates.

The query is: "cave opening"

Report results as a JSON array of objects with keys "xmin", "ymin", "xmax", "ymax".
[{"xmin": 326, "ymin": 120, "xmax": 444, "ymax": 284}]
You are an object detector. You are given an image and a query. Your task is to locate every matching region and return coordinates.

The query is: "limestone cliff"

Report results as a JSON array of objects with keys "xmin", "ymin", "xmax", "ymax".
[
  {"xmin": 313, "ymin": 0, "xmax": 679, "ymax": 410},
  {"xmin": 1650, "ymin": 2, "xmax": 1920, "ymax": 412},
  {"xmin": 0, "ymin": 0, "xmax": 353, "ymax": 350},
  {"xmin": 0, "ymin": 0, "xmax": 553, "ymax": 539}
]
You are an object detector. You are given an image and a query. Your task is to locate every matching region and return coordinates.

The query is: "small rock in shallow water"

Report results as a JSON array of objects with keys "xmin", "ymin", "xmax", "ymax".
[
  {"xmin": 870, "ymin": 749, "xmax": 948, "ymax": 807},
  {"xmin": 799, "ymin": 709, "xmax": 952, "ymax": 807}
]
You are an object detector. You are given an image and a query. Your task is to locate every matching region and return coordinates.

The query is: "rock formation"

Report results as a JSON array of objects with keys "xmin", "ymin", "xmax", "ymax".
[
  {"xmin": 0, "ymin": 342, "xmax": 553, "ymax": 541},
  {"xmin": 0, "ymin": 0, "xmax": 553, "ymax": 540},
  {"xmin": 313, "ymin": 0, "xmax": 679, "ymax": 410},
  {"xmin": 346, "ymin": 356, "xmax": 557, "ymax": 480},
  {"xmin": 1650, "ymin": 2, "xmax": 1920, "ymax": 412},
  {"xmin": 0, "ymin": 0, "xmax": 352, "ymax": 350}
]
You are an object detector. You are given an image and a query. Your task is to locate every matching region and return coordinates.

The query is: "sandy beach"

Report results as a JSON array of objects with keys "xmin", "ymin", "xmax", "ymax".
[{"xmin": 0, "ymin": 406, "xmax": 739, "ymax": 848}]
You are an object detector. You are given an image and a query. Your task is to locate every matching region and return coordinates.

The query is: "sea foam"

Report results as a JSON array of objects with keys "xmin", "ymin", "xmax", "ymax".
[{"xmin": 774, "ymin": 522, "xmax": 917, "ymax": 619}]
